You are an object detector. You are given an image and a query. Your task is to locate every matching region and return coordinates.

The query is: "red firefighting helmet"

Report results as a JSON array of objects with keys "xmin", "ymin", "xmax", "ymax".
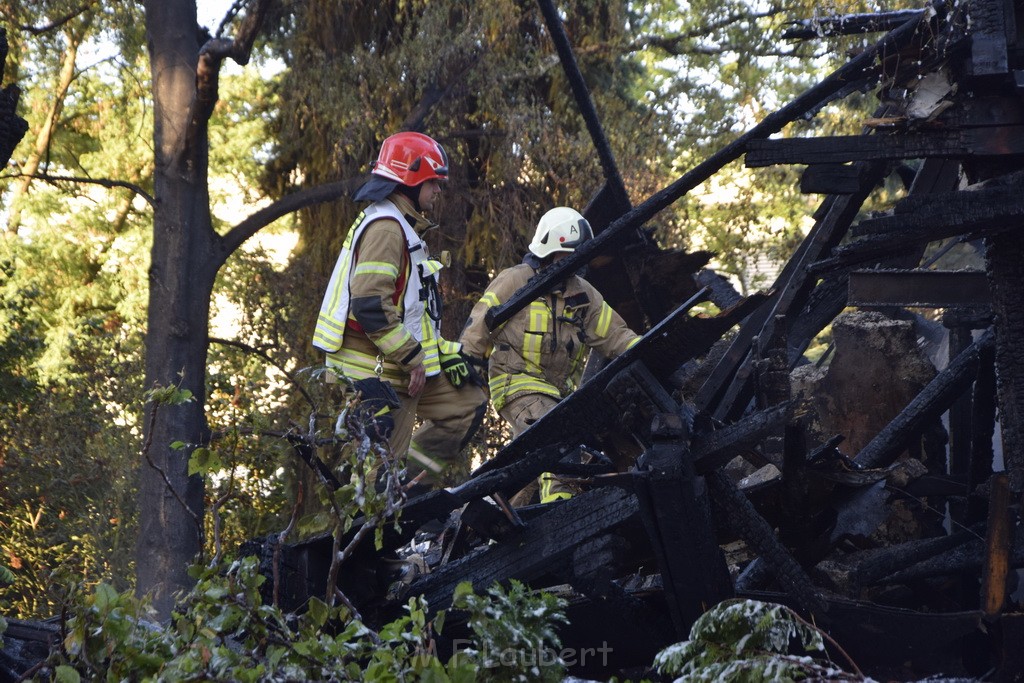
[{"xmin": 371, "ymin": 132, "xmax": 449, "ymax": 187}]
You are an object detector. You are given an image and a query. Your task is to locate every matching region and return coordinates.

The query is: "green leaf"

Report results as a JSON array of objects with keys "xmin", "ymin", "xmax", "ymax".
[
  {"xmin": 0, "ymin": 565, "xmax": 14, "ymax": 587},
  {"xmin": 452, "ymin": 581, "xmax": 475, "ymax": 604},
  {"xmin": 306, "ymin": 596, "xmax": 329, "ymax": 628},
  {"xmin": 54, "ymin": 665, "xmax": 81, "ymax": 683},
  {"xmin": 187, "ymin": 447, "xmax": 221, "ymax": 476},
  {"xmin": 92, "ymin": 583, "xmax": 118, "ymax": 613}
]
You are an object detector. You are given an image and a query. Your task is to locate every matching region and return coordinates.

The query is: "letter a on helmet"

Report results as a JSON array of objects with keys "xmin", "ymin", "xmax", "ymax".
[
  {"xmin": 529, "ymin": 206, "xmax": 594, "ymax": 258},
  {"xmin": 371, "ymin": 132, "xmax": 449, "ymax": 187}
]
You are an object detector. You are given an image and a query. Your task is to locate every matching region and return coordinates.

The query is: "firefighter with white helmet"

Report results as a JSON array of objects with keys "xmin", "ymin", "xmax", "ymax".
[
  {"xmin": 460, "ymin": 206, "xmax": 640, "ymax": 503},
  {"xmin": 314, "ymin": 131, "xmax": 486, "ymax": 488}
]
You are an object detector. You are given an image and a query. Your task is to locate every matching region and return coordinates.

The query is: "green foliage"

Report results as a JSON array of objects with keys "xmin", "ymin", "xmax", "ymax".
[
  {"xmin": 0, "ymin": 275, "xmax": 142, "ymax": 617},
  {"xmin": 41, "ymin": 558, "xmax": 565, "ymax": 682},
  {"xmin": 451, "ymin": 579, "xmax": 569, "ymax": 682},
  {"xmin": 654, "ymin": 598, "xmax": 859, "ymax": 681}
]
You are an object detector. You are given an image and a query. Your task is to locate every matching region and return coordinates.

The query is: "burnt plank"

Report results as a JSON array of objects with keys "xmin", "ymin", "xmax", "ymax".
[
  {"xmin": 851, "ymin": 525, "xmax": 986, "ymax": 585},
  {"xmin": 985, "ymin": 228, "xmax": 1024, "ymax": 492},
  {"xmin": 968, "ymin": 338, "xmax": 997, "ymax": 521},
  {"xmin": 809, "ymin": 194, "xmax": 1024, "ymax": 274},
  {"xmin": 981, "ymin": 473, "xmax": 1013, "ymax": 617},
  {"xmin": 967, "ymin": 0, "xmax": 1010, "ymax": 75},
  {"xmin": 782, "ymin": 9, "xmax": 925, "ymax": 40},
  {"xmin": 935, "ymin": 96, "xmax": 1024, "ymax": 127},
  {"xmin": 739, "ymin": 590, "xmax": 982, "ymax": 674},
  {"xmin": 877, "ymin": 524, "xmax": 1024, "ymax": 584},
  {"xmin": 636, "ymin": 414, "xmax": 733, "ymax": 636},
  {"xmin": 800, "ymin": 163, "xmax": 868, "ymax": 194},
  {"xmin": 707, "ymin": 469, "xmax": 828, "ymax": 617},
  {"xmin": 406, "ymin": 486, "xmax": 640, "ymax": 612},
  {"xmin": 848, "ymin": 270, "xmax": 991, "ymax": 307},
  {"xmin": 745, "ymin": 128, "xmax": 1024, "ymax": 167},
  {"xmin": 690, "ymin": 403, "xmax": 792, "ymax": 473}
]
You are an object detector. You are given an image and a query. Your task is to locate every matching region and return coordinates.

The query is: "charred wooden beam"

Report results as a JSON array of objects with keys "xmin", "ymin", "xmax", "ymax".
[
  {"xmin": 847, "ymin": 270, "xmax": 991, "ymax": 308},
  {"xmin": 0, "ymin": 619, "xmax": 57, "ymax": 683},
  {"xmin": 854, "ymin": 330, "xmax": 994, "ymax": 469},
  {"xmin": 851, "ymin": 525, "xmax": 985, "ymax": 586},
  {"xmin": 745, "ymin": 128, "xmax": 1024, "ymax": 167},
  {"xmin": 981, "ymin": 473, "xmax": 1014, "ymax": 617},
  {"xmin": 706, "ymin": 469, "xmax": 828, "ymax": 617},
  {"xmin": 535, "ymin": 0, "xmax": 666, "ymax": 332},
  {"xmin": 968, "ymin": 337, "xmax": 998, "ymax": 521},
  {"xmin": 985, "ymin": 229, "xmax": 1024, "ymax": 492},
  {"xmin": 635, "ymin": 413, "xmax": 733, "ymax": 636},
  {"xmin": 800, "ymin": 163, "xmax": 873, "ymax": 194},
  {"xmin": 934, "ymin": 96, "xmax": 1024, "ymax": 128},
  {"xmin": 738, "ymin": 589, "xmax": 983, "ymax": 673},
  {"xmin": 967, "ymin": 0, "xmax": 1011, "ymax": 76},
  {"xmin": 536, "ymin": 0, "xmax": 630, "ymax": 213},
  {"xmin": 877, "ymin": 521, "xmax": 1024, "ymax": 585},
  {"xmin": 690, "ymin": 403, "xmax": 792, "ymax": 473},
  {"xmin": 405, "ymin": 486, "xmax": 640, "ymax": 612},
  {"xmin": 782, "ymin": 10, "xmax": 925, "ymax": 40},
  {"xmin": 694, "ymin": 268, "xmax": 742, "ymax": 308},
  {"xmin": 947, "ymin": 322, "xmax": 975, "ymax": 526},
  {"xmin": 808, "ymin": 190, "xmax": 1024, "ymax": 274},
  {"xmin": 484, "ymin": 8, "xmax": 936, "ymax": 331}
]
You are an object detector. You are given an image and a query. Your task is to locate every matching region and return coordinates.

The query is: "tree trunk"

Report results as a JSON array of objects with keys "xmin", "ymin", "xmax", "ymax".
[
  {"xmin": 136, "ymin": 0, "xmax": 216, "ymax": 618},
  {"xmin": 6, "ymin": 24, "xmax": 85, "ymax": 234}
]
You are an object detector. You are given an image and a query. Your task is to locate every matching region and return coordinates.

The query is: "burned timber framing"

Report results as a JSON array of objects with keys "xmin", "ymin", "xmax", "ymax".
[{"xmin": 266, "ymin": 0, "xmax": 1024, "ymax": 680}]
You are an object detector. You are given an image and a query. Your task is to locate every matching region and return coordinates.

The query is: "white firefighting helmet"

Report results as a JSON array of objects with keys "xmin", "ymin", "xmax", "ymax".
[{"xmin": 528, "ymin": 207, "xmax": 593, "ymax": 258}]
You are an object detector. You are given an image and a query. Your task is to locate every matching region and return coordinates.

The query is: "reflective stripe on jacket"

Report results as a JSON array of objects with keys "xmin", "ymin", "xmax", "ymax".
[
  {"xmin": 460, "ymin": 259, "xmax": 640, "ymax": 411},
  {"xmin": 313, "ymin": 195, "xmax": 453, "ymax": 379}
]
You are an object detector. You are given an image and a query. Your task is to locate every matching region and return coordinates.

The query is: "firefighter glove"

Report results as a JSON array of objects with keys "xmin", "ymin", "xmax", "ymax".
[{"xmin": 440, "ymin": 352, "xmax": 471, "ymax": 388}]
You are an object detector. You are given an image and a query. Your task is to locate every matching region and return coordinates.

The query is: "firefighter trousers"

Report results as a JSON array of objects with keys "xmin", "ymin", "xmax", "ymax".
[
  {"xmin": 499, "ymin": 392, "xmax": 576, "ymax": 504},
  {"xmin": 392, "ymin": 373, "xmax": 487, "ymax": 485}
]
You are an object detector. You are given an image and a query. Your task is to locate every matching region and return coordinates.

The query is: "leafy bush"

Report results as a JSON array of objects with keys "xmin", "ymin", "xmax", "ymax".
[
  {"xmin": 38, "ymin": 558, "xmax": 567, "ymax": 682},
  {"xmin": 654, "ymin": 598, "xmax": 862, "ymax": 682},
  {"xmin": 450, "ymin": 579, "xmax": 569, "ymax": 682}
]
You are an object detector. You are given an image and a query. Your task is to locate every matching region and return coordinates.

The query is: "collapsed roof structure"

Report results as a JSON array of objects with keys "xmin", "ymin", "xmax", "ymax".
[
  {"xmin": 7, "ymin": 0, "xmax": 1024, "ymax": 679},
  {"xmin": 257, "ymin": 0, "xmax": 1024, "ymax": 678}
]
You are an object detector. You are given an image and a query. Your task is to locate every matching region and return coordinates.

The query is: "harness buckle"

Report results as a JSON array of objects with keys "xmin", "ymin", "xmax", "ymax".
[{"xmin": 374, "ymin": 354, "xmax": 384, "ymax": 378}]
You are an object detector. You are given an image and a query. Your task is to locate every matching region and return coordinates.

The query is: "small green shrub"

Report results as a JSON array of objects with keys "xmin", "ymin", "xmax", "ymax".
[
  {"xmin": 39, "ymin": 560, "xmax": 567, "ymax": 682},
  {"xmin": 451, "ymin": 579, "xmax": 569, "ymax": 682},
  {"xmin": 654, "ymin": 598, "xmax": 861, "ymax": 682}
]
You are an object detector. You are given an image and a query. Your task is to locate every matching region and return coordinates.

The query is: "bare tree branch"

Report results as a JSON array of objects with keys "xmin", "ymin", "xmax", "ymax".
[
  {"xmin": 217, "ymin": 179, "xmax": 357, "ymax": 262},
  {"xmin": 209, "ymin": 336, "xmax": 317, "ymax": 409},
  {"xmin": 214, "ymin": 0, "xmax": 249, "ymax": 38},
  {"xmin": 191, "ymin": 0, "xmax": 273, "ymax": 135},
  {"xmin": 6, "ymin": 0, "xmax": 99, "ymax": 35},
  {"xmin": 0, "ymin": 171, "xmax": 156, "ymax": 207}
]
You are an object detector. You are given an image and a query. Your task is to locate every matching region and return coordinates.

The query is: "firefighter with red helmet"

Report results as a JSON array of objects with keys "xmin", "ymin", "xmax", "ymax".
[
  {"xmin": 314, "ymin": 132, "xmax": 486, "ymax": 487},
  {"xmin": 460, "ymin": 207, "xmax": 640, "ymax": 503}
]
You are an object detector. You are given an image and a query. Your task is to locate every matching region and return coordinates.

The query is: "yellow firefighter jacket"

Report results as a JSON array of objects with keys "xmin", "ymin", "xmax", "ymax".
[
  {"xmin": 459, "ymin": 256, "xmax": 640, "ymax": 411},
  {"xmin": 313, "ymin": 193, "xmax": 458, "ymax": 391}
]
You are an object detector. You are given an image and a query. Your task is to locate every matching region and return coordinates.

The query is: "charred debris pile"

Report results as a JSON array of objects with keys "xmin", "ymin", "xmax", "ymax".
[
  {"xmin": 7, "ymin": 0, "xmax": 1024, "ymax": 680},
  {"xmin": 262, "ymin": 0, "xmax": 1024, "ymax": 679}
]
